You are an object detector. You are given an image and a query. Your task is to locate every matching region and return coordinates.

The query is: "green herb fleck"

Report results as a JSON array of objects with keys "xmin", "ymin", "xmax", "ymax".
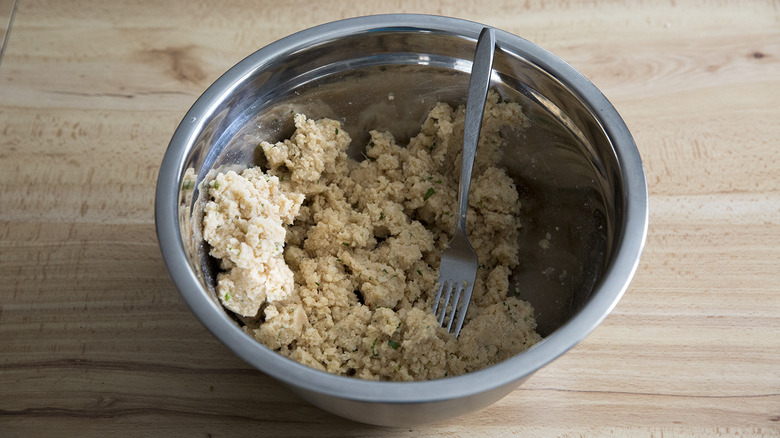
[
  {"xmin": 382, "ymin": 269, "xmax": 388, "ymax": 274},
  {"xmin": 429, "ymin": 142, "xmax": 437, "ymax": 152},
  {"xmin": 417, "ymin": 269, "xmax": 422, "ymax": 276},
  {"xmin": 335, "ymin": 128, "xmax": 339, "ymax": 135},
  {"xmin": 371, "ymin": 338, "xmax": 379, "ymax": 357},
  {"xmin": 181, "ymin": 180, "xmax": 193, "ymax": 190},
  {"xmin": 224, "ymin": 291, "xmax": 231, "ymax": 301},
  {"xmin": 434, "ymin": 179, "xmax": 442, "ymax": 184},
  {"xmin": 424, "ymin": 188, "xmax": 435, "ymax": 201},
  {"xmin": 369, "ymin": 141, "xmax": 375, "ymax": 147},
  {"xmin": 388, "ymin": 340, "xmax": 400, "ymax": 350},
  {"xmin": 213, "ymin": 181, "xmax": 220, "ymax": 189},
  {"xmin": 379, "ymin": 212, "xmax": 385, "ymax": 220},
  {"xmin": 342, "ymin": 242, "xmax": 350, "ymax": 247},
  {"xmin": 280, "ymin": 175, "xmax": 284, "ymax": 182},
  {"xmin": 315, "ymin": 281, "xmax": 320, "ymax": 287}
]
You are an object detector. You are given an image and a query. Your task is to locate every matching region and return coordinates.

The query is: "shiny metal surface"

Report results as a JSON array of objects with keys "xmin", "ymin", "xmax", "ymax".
[
  {"xmin": 432, "ymin": 27, "xmax": 495, "ymax": 337},
  {"xmin": 155, "ymin": 14, "xmax": 648, "ymax": 426}
]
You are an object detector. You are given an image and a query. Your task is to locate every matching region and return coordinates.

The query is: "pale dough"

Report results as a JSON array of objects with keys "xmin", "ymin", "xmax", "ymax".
[{"xmin": 203, "ymin": 91, "xmax": 542, "ymax": 381}]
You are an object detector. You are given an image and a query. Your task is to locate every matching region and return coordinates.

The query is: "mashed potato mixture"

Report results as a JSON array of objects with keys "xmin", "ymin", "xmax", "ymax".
[{"xmin": 203, "ymin": 92, "xmax": 542, "ymax": 381}]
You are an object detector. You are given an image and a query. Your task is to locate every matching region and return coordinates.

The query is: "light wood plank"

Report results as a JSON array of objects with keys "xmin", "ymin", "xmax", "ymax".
[{"xmin": 1, "ymin": 0, "xmax": 778, "ymax": 436}]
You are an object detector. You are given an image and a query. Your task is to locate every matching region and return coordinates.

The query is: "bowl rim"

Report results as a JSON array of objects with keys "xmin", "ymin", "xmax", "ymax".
[{"xmin": 155, "ymin": 13, "xmax": 648, "ymax": 403}]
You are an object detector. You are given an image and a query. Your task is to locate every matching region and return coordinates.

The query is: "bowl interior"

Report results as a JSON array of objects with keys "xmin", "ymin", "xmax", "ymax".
[{"xmin": 176, "ymin": 27, "xmax": 621, "ymax": 339}]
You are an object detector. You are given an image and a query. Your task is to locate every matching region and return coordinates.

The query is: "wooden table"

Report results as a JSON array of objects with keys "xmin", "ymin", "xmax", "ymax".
[{"xmin": 1, "ymin": 1, "xmax": 778, "ymax": 436}]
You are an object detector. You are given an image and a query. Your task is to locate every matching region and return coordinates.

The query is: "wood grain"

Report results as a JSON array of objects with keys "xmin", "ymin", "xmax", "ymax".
[
  {"xmin": 0, "ymin": 0, "xmax": 15, "ymax": 58},
  {"xmin": 1, "ymin": 0, "xmax": 779, "ymax": 436}
]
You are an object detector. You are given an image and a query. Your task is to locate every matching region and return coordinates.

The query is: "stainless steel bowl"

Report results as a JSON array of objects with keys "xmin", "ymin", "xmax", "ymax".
[{"xmin": 155, "ymin": 14, "xmax": 648, "ymax": 426}]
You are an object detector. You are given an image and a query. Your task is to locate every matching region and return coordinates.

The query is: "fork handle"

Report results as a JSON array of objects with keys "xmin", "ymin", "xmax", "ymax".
[{"xmin": 457, "ymin": 27, "xmax": 496, "ymax": 232}]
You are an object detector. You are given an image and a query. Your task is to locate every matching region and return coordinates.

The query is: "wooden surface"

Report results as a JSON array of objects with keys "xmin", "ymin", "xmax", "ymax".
[{"xmin": 1, "ymin": 0, "xmax": 779, "ymax": 436}]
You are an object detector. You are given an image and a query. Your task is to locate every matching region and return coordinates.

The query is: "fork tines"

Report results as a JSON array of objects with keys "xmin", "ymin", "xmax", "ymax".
[{"xmin": 432, "ymin": 279, "xmax": 473, "ymax": 337}]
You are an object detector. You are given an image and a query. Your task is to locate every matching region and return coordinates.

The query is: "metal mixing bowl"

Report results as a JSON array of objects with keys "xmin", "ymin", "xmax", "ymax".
[{"xmin": 155, "ymin": 14, "xmax": 648, "ymax": 426}]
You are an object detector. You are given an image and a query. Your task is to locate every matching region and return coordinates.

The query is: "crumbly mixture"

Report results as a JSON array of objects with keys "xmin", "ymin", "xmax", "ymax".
[
  {"xmin": 203, "ymin": 169, "xmax": 304, "ymax": 316},
  {"xmin": 203, "ymin": 91, "xmax": 542, "ymax": 381}
]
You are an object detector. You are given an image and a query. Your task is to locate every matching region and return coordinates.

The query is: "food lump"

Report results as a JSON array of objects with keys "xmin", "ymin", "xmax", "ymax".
[{"xmin": 203, "ymin": 91, "xmax": 542, "ymax": 381}]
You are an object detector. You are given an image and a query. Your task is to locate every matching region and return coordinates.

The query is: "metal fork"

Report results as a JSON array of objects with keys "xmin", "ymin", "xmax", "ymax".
[{"xmin": 432, "ymin": 27, "xmax": 496, "ymax": 337}]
